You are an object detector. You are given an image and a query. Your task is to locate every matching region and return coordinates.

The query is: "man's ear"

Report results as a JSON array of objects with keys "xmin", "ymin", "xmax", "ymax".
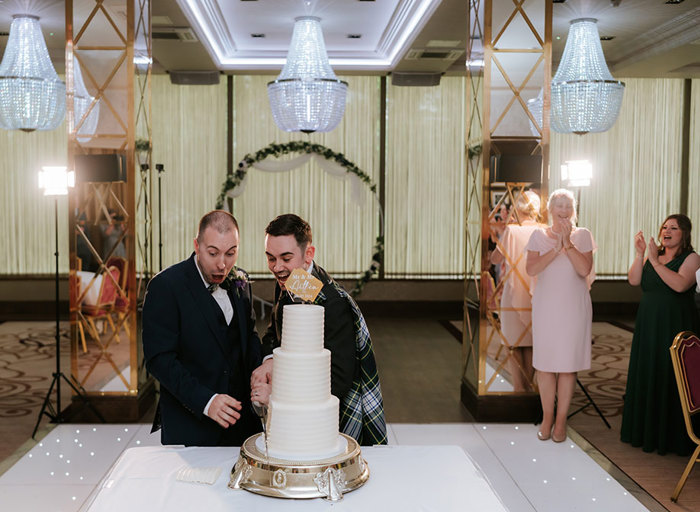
[
  {"xmin": 305, "ymin": 244, "xmax": 315, "ymax": 266},
  {"xmin": 193, "ymin": 237, "xmax": 200, "ymax": 254}
]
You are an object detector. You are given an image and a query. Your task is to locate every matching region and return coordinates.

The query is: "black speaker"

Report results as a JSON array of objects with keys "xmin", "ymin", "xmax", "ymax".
[
  {"xmin": 169, "ymin": 71, "xmax": 220, "ymax": 85},
  {"xmin": 490, "ymin": 154, "xmax": 541, "ymax": 183},
  {"xmin": 75, "ymin": 154, "xmax": 127, "ymax": 183},
  {"xmin": 391, "ymin": 72, "xmax": 442, "ymax": 87}
]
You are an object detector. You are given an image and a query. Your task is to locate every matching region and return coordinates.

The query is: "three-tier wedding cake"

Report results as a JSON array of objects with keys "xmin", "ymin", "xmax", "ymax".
[{"xmin": 266, "ymin": 304, "xmax": 343, "ymax": 460}]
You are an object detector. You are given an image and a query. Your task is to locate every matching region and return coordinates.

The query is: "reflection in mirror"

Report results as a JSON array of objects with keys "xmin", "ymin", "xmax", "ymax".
[
  {"xmin": 485, "ymin": 185, "xmax": 542, "ymax": 393},
  {"xmin": 72, "ymin": 181, "xmax": 132, "ymax": 393}
]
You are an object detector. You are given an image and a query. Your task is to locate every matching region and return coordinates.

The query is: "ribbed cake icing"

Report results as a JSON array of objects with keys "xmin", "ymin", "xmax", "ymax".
[{"xmin": 267, "ymin": 304, "xmax": 342, "ymax": 460}]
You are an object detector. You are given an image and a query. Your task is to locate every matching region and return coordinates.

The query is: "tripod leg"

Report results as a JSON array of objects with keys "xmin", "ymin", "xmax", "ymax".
[
  {"xmin": 576, "ymin": 378, "xmax": 611, "ymax": 429},
  {"xmin": 59, "ymin": 373, "xmax": 107, "ymax": 423},
  {"xmin": 32, "ymin": 374, "xmax": 59, "ymax": 439}
]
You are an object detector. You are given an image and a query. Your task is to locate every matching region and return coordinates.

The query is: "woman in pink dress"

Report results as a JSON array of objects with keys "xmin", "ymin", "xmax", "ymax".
[
  {"xmin": 491, "ymin": 190, "xmax": 542, "ymax": 391},
  {"xmin": 526, "ymin": 189, "xmax": 596, "ymax": 442}
]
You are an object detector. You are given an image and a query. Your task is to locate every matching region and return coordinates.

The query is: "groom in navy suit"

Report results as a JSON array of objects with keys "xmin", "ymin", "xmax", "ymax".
[{"xmin": 142, "ymin": 210, "xmax": 262, "ymax": 446}]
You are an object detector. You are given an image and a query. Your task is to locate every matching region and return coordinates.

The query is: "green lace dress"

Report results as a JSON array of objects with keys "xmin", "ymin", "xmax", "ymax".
[{"xmin": 620, "ymin": 251, "xmax": 700, "ymax": 455}]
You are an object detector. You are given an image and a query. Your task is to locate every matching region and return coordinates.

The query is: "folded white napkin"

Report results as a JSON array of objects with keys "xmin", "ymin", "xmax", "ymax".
[{"xmin": 175, "ymin": 466, "xmax": 222, "ymax": 485}]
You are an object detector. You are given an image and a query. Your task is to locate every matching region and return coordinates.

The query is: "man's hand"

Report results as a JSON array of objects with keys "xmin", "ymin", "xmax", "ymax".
[
  {"xmin": 251, "ymin": 358, "xmax": 273, "ymax": 387},
  {"xmin": 251, "ymin": 382, "xmax": 271, "ymax": 405},
  {"xmin": 206, "ymin": 394, "xmax": 241, "ymax": 428}
]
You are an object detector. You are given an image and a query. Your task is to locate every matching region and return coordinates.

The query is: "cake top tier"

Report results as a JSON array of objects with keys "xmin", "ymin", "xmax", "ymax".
[{"xmin": 281, "ymin": 304, "xmax": 324, "ymax": 352}]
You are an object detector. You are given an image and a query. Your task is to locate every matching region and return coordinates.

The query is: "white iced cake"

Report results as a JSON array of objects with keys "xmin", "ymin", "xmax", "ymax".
[{"xmin": 266, "ymin": 304, "xmax": 342, "ymax": 460}]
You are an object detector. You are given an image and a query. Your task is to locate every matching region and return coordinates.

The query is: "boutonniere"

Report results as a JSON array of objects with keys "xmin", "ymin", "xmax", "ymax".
[{"xmin": 222, "ymin": 267, "xmax": 251, "ymax": 296}]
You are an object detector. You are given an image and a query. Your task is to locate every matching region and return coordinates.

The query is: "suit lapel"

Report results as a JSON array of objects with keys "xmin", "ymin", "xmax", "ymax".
[
  {"xmin": 229, "ymin": 287, "xmax": 247, "ymax": 361},
  {"xmin": 183, "ymin": 255, "xmax": 231, "ymax": 362}
]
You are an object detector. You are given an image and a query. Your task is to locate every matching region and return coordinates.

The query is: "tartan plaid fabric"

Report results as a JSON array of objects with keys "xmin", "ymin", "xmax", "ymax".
[{"xmin": 332, "ymin": 283, "xmax": 388, "ymax": 446}]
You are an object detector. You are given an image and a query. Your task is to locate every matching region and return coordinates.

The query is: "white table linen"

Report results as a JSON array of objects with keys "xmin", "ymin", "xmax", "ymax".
[{"xmin": 82, "ymin": 445, "xmax": 507, "ymax": 512}]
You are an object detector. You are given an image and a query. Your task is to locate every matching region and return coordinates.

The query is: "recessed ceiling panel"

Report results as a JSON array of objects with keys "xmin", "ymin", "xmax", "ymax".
[{"xmin": 176, "ymin": 0, "xmax": 443, "ymax": 70}]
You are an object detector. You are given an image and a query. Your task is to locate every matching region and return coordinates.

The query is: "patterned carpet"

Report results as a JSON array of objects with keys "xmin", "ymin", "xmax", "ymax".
[
  {"xmin": 570, "ymin": 322, "xmax": 631, "ymax": 421},
  {"xmin": 0, "ymin": 321, "xmax": 72, "ymax": 463}
]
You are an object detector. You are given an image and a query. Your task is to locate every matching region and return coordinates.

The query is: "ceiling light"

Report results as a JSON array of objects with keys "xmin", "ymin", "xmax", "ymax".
[
  {"xmin": 0, "ymin": 15, "xmax": 65, "ymax": 132},
  {"xmin": 551, "ymin": 18, "xmax": 625, "ymax": 135},
  {"xmin": 267, "ymin": 16, "xmax": 348, "ymax": 133}
]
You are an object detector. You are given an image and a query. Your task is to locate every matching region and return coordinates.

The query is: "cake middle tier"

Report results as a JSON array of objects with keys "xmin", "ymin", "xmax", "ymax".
[
  {"xmin": 271, "ymin": 347, "xmax": 331, "ymax": 403},
  {"xmin": 267, "ymin": 395, "xmax": 340, "ymax": 460}
]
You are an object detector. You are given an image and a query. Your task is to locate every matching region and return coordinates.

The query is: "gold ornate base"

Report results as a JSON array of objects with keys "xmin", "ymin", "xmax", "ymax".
[{"xmin": 228, "ymin": 433, "xmax": 369, "ymax": 501}]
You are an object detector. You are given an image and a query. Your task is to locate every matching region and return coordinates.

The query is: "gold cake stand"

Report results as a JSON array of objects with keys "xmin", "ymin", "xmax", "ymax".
[{"xmin": 228, "ymin": 433, "xmax": 369, "ymax": 501}]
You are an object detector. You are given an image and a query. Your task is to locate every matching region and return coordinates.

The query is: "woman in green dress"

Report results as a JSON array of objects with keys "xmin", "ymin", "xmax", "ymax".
[{"xmin": 621, "ymin": 214, "xmax": 700, "ymax": 455}]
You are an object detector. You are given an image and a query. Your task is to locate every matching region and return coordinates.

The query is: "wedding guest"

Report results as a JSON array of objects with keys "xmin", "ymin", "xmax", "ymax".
[
  {"xmin": 491, "ymin": 190, "xmax": 542, "ymax": 391},
  {"xmin": 526, "ymin": 189, "xmax": 595, "ymax": 442},
  {"xmin": 251, "ymin": 214, "xmax": 387, "ymax": 445},
  {"xmin": 621, "ymin": 214, "xmax": 700, "ymax": 455},
  {"xmin": 76, "ymin": 213, "xmax": 97, "ymax": 272},
  {"xmin": 100, "ymin": 208, "xmax": 126, "ymax": 259},
  {"xmin": 142, "ymin": 210, "xmax": 262, "ymax": 446}
]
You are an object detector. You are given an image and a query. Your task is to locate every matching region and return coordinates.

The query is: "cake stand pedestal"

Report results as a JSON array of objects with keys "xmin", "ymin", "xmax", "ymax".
[{"xmin": 228, "ymin": 433, "xmax": 369, "ymax": 501}]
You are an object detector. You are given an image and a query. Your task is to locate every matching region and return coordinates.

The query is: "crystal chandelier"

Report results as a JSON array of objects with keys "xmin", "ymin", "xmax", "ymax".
[
  {"xmin": 267, "ymin": 16, "xmax": 348, "ymax": 133},
  {"xmin": 551, "ymin": 18, "xmax": 625, "ymax": 135},
  {"xmin": 0, "ymin": 15, "xmax": 66, "ymax": 132},
  {"xmin": 73, "ymin": 57, "xmax": 100, "ymax": 142}
]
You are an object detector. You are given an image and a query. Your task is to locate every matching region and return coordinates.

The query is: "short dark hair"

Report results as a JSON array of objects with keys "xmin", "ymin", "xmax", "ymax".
[
  {"xmin": 265, "ymin": 214, "xmax": 312, "ymax": 249},
  {"xmin": 197, "ymin": 210, "xmax": 239, "ymax": 241},
  {"xmin": 658, "ymin": 213, "xmax": 693, "ymax": 255}
]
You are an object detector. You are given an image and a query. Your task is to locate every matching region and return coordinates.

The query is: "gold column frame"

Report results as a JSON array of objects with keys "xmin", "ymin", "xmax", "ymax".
[
  {"xmin": 463, "ymin": 0, "xmax": 551, "ymax": 419},
  {"xmin": 66, "ymin": 0, "xmax": 152, "ymax": 415}
]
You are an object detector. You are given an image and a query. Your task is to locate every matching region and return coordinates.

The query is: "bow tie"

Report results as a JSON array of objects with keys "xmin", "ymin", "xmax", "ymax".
[{"xmin": 207, "ymin": 281, "xmax": 230, "ymax": 293}]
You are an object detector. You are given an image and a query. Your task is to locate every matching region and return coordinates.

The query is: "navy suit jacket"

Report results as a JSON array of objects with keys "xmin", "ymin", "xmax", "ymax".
[{"xmin": 142, "ymin": 254, "xmax": 262, "ymax": 446}]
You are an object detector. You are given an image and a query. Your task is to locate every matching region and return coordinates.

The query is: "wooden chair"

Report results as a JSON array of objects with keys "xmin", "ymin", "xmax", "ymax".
[
  {"xmin": 106, "ymin": 256, "xmax": 130, "ymax": 332},
  {"xmin": 670, "ymin": 331, "xmax": 700, "ymax": 502},
  {"xmin": 80, "ymin": 266, "xmax": 120, "ymax": 349},
  {"xmin": 69, "ymin": 273, "xmax": 88, "ymax": 352}
]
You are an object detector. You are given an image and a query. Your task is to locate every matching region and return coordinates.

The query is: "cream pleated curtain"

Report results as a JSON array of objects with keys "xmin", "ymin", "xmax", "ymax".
[
  {"xmin": 688, "ymin": 79, "xmax": 700, "ymax": 233},
  {"xmin": 0, "ymin": 124, "xmax": 68, "ymax": 273},
  {"xmin": 1, "ymin": 77, "xmax": 698, "ymax": 279},
  {"xmin": 385, "ymin": 77, "xmax": 466, "ymax": 278},
  {"xmin": 550, "ymin": 78, "xmax": 686, "ymax": 276},
  {"xmin": 150, "ymin": 75, "xmax": 228, "ymax": 269},
  {"xmin": 229, "ymin": 75, "xmax": 380, "ymax": 278}
]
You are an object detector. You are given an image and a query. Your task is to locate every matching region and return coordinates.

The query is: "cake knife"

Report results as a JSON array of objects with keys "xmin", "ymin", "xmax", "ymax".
[{"xmin": 252, "ymin": 400, "xmax": 269, "ymax": 460}]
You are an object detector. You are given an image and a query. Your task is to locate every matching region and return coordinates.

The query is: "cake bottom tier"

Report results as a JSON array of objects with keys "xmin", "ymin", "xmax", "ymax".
[{"xmin": 267, "ymin": 396, "xmax": 340, "ymax": 460}]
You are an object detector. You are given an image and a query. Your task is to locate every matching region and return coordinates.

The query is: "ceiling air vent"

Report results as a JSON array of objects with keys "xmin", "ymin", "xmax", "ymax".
[
  {"xmin": 153, "ymin": 27, "xmax": 199, "ymax": 43},
  {"xmin": 405, "ymin": 49, "xmax": 463, "ymax": 61}
]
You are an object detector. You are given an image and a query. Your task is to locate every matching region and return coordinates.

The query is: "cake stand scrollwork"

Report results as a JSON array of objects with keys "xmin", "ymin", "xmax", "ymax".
[
  {"xmin": 272, "ymin": 468, "xmax": 288, "ymax": 488},
  {"xmin": 314, "ymin": 467, "xmax": 348, "ymax": 501},
  {"xmin": 228, "ymin": 459, "xmax": 252, "ymax": 489},
  {"xmin": 230, "ymin": 433, "xmax": 369, "ymax": 499}
]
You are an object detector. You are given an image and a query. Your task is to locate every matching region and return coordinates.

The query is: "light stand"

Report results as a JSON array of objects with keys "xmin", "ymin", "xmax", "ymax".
[
  {"xmin": 140, "ymin": 163, "xmax": 150, "ymax": 278},
  {"xmin": 32, "ymin": 167, "xmax": 104, "ymax": 438},
  {"xmin": 156, "ymin": 163, "xmax": 164, "ymax": 271}
]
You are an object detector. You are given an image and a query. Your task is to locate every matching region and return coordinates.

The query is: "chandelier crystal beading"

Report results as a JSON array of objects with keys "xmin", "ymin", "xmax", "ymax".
[
  {"xmin": 73, "ymin": 57, "xmax": 100, "ymax": 142},
  {"xmin": 551, "ymin": 18, "xmax": 625, "ymax": 135},
  {"xmin": 0, "ymin": 15, "xmax": 66, "ymax": 132},
  {"xmin": 267, "ymin": 16, "xmax": 348, "ymax": 134}
]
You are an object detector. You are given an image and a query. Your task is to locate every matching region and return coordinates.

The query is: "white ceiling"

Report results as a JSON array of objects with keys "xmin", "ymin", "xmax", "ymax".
[{"xmin": 0, "ymin": 0, "xmax": 699, "ymax": 78}]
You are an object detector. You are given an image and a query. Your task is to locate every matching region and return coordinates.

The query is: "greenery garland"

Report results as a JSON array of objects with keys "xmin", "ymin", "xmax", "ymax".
[{"xmin": 216, "ymin": 141, "xmax": 383, "ymax": 297}]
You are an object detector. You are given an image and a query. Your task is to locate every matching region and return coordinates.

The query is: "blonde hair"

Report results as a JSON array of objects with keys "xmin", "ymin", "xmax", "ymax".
[
  {"xmin": 514, "ymin": 190, "xmax": 540, "ymax": 220},
  {"xmin": 547, "ymin": 188, "xmax": 577, "ymax": 224}
]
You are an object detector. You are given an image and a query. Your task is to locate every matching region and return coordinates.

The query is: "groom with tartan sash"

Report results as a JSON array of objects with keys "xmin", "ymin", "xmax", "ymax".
[{"xmin": 251, "ymin": 214, "xmax": 387, "ymax": 446}]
